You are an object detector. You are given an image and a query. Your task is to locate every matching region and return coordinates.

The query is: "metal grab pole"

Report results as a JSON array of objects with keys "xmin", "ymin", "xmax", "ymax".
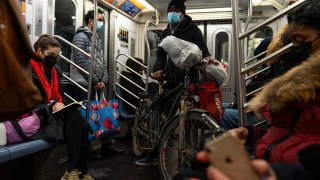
[
  {"xmin": 232, "ymin": 0, "xmax": 246, "ymax": 127},
  {"xmin": 85, "ymin": 0, "xmax": 98, "ymax": 122}
]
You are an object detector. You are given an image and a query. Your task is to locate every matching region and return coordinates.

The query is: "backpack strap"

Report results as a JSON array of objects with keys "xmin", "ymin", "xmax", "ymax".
[{"xmin": 9, "ymin": 120, "xmax": 30, "ymax": 142}]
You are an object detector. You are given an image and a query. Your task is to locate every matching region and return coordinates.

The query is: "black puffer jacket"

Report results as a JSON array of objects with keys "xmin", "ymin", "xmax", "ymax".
[{"xmin": 153, "ymin": 15, "xmax": 210, "ymax": 87}]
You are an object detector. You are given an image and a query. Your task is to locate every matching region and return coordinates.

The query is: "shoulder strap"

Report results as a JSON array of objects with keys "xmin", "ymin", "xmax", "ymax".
[
  {"xmin": 9, "ymin": 120, "xmax": 30, "ymax": 142},
  {"xmin": 263, "ymin": 111, "xmax": 301, "ymax": 160}
]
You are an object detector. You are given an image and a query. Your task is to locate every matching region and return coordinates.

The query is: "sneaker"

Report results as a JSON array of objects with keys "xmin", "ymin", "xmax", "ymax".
[
  {"xmin": 61, "ymin": 169, "xmax": 80, "ymax": 180},
  {"xmin": 81, "ymin": 174, "xmax": 95, "ymax": 180},
  {"xmin": 135, "ymin": 156, "xmax": 157, "ymax": 166}
]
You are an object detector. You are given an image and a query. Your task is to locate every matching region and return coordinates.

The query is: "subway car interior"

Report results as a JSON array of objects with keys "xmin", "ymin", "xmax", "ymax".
[{"xmin": 0, "ymin": 0, "xmax": 316, "ymax": 179}]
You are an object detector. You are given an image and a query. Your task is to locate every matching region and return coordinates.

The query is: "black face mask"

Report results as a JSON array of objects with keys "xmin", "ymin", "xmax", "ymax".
[
  {"xmin": 43, "ymin": 55, "xmax": 57, "ymax": 68},
  {"xmin": 289, "ymin": 41, "xmax": 312, "ymax": 62}
]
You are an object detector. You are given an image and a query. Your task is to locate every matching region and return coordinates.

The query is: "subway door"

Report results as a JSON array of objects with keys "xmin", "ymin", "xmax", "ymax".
[{"xmin": 207, "ymin": 24, "xmax": 234, "ymax": 103}]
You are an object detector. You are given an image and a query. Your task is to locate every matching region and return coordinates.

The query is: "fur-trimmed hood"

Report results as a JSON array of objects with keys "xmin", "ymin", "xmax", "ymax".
[{"xmin": 247, "ymin": 49, "xmax": 320, "ymax": 114}]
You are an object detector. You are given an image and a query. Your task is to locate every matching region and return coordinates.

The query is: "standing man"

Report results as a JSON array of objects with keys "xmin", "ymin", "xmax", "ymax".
[
  {"xmin": 153, "ymin": 0, "xmax": 210, "ymax": 86},
  {"xmin": 136, "ymin": 0, "xmax": 211, "ymax": 166},
  {"xmin": 71, "ymin": 9, "xmax": 107, "ymax": 101},
  {"xmin": 71, "ymin": 9, "xmax": 124, "ymax": 158}
]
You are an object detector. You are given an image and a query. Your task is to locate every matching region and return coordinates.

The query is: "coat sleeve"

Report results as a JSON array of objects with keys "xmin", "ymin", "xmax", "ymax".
[
  {"xmin": 101, "ymin": 59, "xmax": 108, "ymax": 84},
  {"xmin": 193, "ymin": 26, "xmax": 211, "ymax": 58},
  {"xmin": 153, "ymin": 30, "xmax": 169, "ymax": 72},
  {"xmin": 245, "ymin": 125, "xmax": 268, "ymax": 147},
  {"xmin": 72, "ymin": 32, "xmax": 99, "ymax": 85}
]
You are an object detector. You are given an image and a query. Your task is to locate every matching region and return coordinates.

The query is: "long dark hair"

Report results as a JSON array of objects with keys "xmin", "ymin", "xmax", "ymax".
[
  {"xmin": 33, "ymin": 34, "xmax": 61, "ymax": 51},
  {"xmin": 287, "ymin": 0, "xmax": 320, "ymax": 29}
]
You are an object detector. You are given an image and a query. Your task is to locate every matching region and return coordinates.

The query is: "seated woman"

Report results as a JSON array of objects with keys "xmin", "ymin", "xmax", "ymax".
[
  {"xmin": 231, "ymin": 0, "xmax": 320, "ymax": 164},
  {"xmin": 120, "ymin": 58, "xmax": 145, "ymax": 114},
  {"xmin": 30, "ymin": 34, "xmax": 93, "ymax": 180}
]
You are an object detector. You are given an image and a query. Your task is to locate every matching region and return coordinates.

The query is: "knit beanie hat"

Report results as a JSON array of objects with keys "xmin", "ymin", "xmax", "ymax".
[{"xmin": 167, "ymin": 0, "xmax": 186, "ymax": 14}]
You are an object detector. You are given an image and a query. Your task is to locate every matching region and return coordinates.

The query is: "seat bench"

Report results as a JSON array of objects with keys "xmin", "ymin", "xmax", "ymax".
[{"xmin": 0, "ymin": 140, "xmax": 59, "ymax": 163}]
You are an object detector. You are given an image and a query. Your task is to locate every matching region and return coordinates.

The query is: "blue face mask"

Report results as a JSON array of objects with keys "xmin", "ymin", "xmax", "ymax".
[
  {"xmin": 167, "ymin": 12, "xmax": 181, "ymax": 24},
  {"xmin": 97, "ymin": 21, "xmax": 104, "ymax": 32}
]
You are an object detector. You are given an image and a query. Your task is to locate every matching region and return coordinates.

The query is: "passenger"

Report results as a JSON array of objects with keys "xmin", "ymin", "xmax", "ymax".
[
  {"xmin": 120, "ymin": 58, "xmax": 145, "ymax": 114},
  {"xmin": 220, "ymin": 37, "xmax": 272, "ymax": 130},
  {"xmin": 30, "ymin": 35, "xmax": 93, "ymax": 180},
  {"xmin": 220, "ymin": 0, "xmax": 302, "ymax": 130},
  {"xmin": 136, "ymin": 0, "xmax": 211, "ymax": 166},
  {"xmin": 71, "ymin": 9, "xmax": 124, "ymax": 159},
  {"xmin": 71, "ymin": 9, "xmax": 108, "ymax": 101},
  {"xmin": 231, "ymin": 0, "xmax": 320, "ymax": 164}
]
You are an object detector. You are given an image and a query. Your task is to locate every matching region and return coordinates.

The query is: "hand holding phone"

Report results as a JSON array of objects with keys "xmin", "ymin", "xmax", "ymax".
[{"xmin": 205, "ymin": 133, "xmax": 260, "ymax": 180}]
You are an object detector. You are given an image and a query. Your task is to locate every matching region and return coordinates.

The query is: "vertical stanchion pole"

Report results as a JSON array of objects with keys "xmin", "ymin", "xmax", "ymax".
[
  {"xmin": 232, "ymin": 0, "xmax": 247, "ymax": 127},
  {"xmin": 86, "ymin": 0, "xmax": 98, "ymax": 123}
]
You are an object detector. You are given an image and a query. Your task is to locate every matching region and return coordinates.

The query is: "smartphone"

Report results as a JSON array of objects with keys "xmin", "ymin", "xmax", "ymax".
[{"xmin": 205, "ymin": 133, "xmax": 259, "ymax": 180}]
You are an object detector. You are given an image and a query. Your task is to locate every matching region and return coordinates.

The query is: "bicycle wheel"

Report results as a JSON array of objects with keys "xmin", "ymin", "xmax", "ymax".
[
  {"xmin": 132, "ymin": 98, "xmax": 158, "ymax": 157},
  {"xmin": 158, "ymin": 112, "xmax": 216, "ymax": 180}
]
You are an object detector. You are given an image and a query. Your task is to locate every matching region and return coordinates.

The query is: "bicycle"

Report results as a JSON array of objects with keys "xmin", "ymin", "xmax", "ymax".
[{"xmin": 132, "ymin": 70, "xmax": 223, "ymax": 180}]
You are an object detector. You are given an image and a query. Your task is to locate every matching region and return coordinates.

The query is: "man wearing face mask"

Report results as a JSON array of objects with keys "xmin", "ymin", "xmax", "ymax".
[
  {"xmin": 153, "ymin": 0, "xmax": 210, "ymax": 87},
  {"xmin": 71, "ymin": 9, "xmax": 108, "ymax": 101},
  {"xmin": 136, "ymin": 0, "xmax": 210, "ymax": 166},
  {"xmin": 71, "ymin": 9, "xmax": 124, "ymax": 159}
]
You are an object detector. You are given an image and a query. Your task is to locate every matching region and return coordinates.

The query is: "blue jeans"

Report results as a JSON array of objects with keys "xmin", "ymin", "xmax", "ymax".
[{"xmin": 220, "ymin": 103, "xmax": 259, "ymax": 130}]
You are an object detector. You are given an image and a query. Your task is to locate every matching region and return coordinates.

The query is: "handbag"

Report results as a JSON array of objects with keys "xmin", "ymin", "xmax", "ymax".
[
  {"xmin": 0, "ymin": 0, "xmax": 41, "ymax": 121},
  {"xmin": 80, "ymin": 92, "xmax": 120, "ymax": 140},
  {"xmin": 4, "ymin": 110, "xmax": 41, "ymax": 144},
  {"xmin": 190, "ymin": 81, "xmax": 224, "ymax": 124}
]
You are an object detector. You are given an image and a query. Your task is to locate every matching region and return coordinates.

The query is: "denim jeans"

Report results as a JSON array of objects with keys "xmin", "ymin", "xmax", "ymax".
[{"xmin": 220, "ymin": 103, "xmax": 259, "ymax": 130}]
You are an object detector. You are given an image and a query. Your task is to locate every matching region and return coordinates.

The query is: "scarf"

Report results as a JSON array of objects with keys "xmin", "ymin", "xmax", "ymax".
[{"xmin": 30, "ymin": 59, "xmax": 62, "ymax": 104}]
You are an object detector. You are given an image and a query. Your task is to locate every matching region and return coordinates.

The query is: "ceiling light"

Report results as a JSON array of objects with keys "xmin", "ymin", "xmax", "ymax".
[
  {"xmin": 136, "ymin": 0, "xmax": 155, "ymax": 10},
  {"xmin": 252, "ymin": 0, "xmax": 263, "ymax": 6},
  {"xmin": 186, "ymin": 8, "xmax": 232, "ymax": 14}
]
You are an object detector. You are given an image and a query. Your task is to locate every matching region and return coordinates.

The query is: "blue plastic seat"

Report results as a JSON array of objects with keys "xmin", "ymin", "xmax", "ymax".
[
  {"xmin": 116, "ymin": 86, "xmax": 136, "ymax": 120},
  {"xmin": 0, "ymin": 140, "xmax": 59, "ymax": 163}
]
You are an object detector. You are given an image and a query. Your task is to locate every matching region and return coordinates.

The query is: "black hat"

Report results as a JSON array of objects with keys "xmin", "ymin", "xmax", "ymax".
[{"xmin": 167, "ymin": 0, "xmax": 186, "ymax": 14}]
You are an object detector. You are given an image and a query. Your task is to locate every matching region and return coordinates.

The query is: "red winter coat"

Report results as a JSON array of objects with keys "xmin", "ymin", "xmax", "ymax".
[{"xmin": 246, "ymin": 49, "xmax": 320, "ymax": 164}]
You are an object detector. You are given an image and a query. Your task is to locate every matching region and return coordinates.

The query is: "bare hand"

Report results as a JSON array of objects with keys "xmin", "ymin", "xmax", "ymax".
[
  {"xmin": 196, "ymin": 152, "xmax": 277, "ymax": 180},
  {"xmin": 94, "ymin": 83, "xmax": 100, "ymax": 91},
  {"xmin": 52, "ymin": 102, "xmax": 65, "ymax": 112},
  {"xmin": 98, "ymin": 82, "xmax": 106, "ymax": 90},
  {"xmin": 153, "ymin": 70, "xmax": 163, "ymax": 81},
  {"xmin": 227, "ymin": 127, "xmax": 248, "ymax": 145}
]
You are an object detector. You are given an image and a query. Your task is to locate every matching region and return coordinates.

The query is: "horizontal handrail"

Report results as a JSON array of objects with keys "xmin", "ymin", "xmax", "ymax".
[
  {"xmin": 62, "ymin": 74, "xmax": 87, "ymax": 93},
  {"xmin": 60, "ymin": 54, "xmax": 89, "ymax": 76},
  {"xmin": 116, "ymin": 71, "xmax": 145, "ymax": 91},
  {"xmin": 116, "ymin": 60, "xmax": 147, "ymax": 80},
  {"xmin": 115, "ymin": 54, "xmax": 147, "ymax": 69},
  {"xmin": 115, "ymin": 91, "xmax": 137, "ymax": 109},
  {"xmin": 245, "ymin": 66, "xmax": 270, "ymax": 81},
  {"xmin": 244, "ymin": 51, "xmax": 267, "ymax": 65},
  {"xmin": 239, "ymin": 0, "xmax": 306, "ymax": 40},
  {"xmin": 242, "ymin": 43, "xmax": 292, "ymax": 74},
  {"xmin": 53, "ymin": 35, "xmax": 91, "ymax": 58},
  {"xmin": 63, "ymin": 92, "xmax": 86, "ymax": 109},
  {"xmin": 116, "ymin": 83, "xmax": 139, "ymax": 100},
  {"xmin": 246, "ymin": 86, "xmax": 264, "ymax": 97}
]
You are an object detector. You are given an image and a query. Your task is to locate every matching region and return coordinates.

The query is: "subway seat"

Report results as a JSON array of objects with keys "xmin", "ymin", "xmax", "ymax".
[{"xmin": 0, "ymin": 140, "xmax": 59, "ymax": 163}]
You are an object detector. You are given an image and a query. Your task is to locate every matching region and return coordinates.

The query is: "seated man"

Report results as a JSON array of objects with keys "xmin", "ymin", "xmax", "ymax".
[
  {"xmin": 220, "ymin": 37, "xmax": 272, "ymax": 130},
  {"xmin": 120, "ymin": 58, "xmax": 145, "ymax": 114}
]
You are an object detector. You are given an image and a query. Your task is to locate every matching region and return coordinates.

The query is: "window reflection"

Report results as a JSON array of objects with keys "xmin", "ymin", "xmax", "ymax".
[
  {"xmin": 215, "ymin": 32, "xmax": 229, "ymax": 64},
  {"xmin": 247, "ymin": 26, "xmax": 273, "ymax": 59},
  {"xmin": 54, "ymin": 0, "xmax": 76, "ymax": 74},
  {"xmin": 145, "ymin": 30, "xmax": 162, "ymax": 74}
]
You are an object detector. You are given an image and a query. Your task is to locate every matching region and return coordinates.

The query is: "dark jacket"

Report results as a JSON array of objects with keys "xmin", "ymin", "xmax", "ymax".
[
  {"xmin": 153, "ymin": 15, "xmax": 210, "ymax": 87},
  {"xmin": 71, "ymin": 26, "xmax": 108, "ymax": 87},
  {"xmin": 246, "ymin": 49, "xmax": 320, "ymax": 164}
]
